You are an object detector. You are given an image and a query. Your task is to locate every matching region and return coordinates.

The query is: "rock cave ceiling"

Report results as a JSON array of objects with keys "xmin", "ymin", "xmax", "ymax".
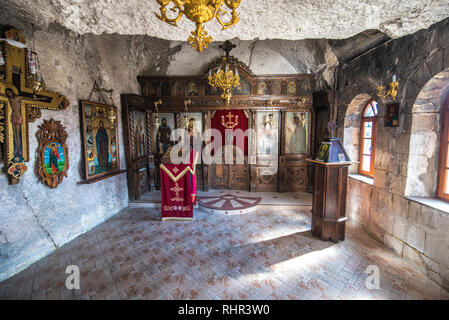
[{"xmin": 2, "ymin": 0, "xmax": 449, "ymax": 42}]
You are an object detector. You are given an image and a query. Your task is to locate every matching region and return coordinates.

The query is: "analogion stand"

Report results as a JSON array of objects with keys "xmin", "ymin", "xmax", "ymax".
[{"xmin": 306, "ymin": 137, "xmax": 353, "ymax": 243}]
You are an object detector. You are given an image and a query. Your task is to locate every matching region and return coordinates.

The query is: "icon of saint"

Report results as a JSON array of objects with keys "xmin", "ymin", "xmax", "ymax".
[
  {"xmin": 288, "ymin": 115, "xmax": 307, "ymax": 154},
  {"xmin": 157, "ymin": 118, "xmax": 171, "ymax": 154},
  {"xmin": 188, "ymin": 118, "xmax": 201, "ymax": 147},
  {"xmin": 135, "ymin": 117, "xmax": 145, "ymax": 157},
  {"xmin": 96, "ymin": 120, "xmax": 109, "ymax": 170},
  {"xmin": 49, "ymin": 143, "xmax": 60, "ymax": 174}
]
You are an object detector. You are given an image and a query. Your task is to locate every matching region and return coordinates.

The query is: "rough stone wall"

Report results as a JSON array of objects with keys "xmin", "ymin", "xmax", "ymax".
[
  {"xmin": 406, "ymin": 68, "xmax": 449, "ymax": 197},
  {"xmin": 0, "ymin": 16, "xmax": 333, "ymax": 281},
  {"xmin": 337, "ymin": 18, "xmax": 449, "ymax": 290}
]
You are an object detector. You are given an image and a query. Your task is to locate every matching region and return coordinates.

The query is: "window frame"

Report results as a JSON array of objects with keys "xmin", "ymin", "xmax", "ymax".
[
  {"xmin": 436, "ymin": 94, "xmax": 449, "ymax": 201},
  {"xmin": 359, "ymin": 99, "xmax": 378, "ymax": 178}
]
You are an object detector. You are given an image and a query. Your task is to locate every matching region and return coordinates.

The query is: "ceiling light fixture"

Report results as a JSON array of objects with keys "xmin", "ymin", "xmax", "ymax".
[{"xmin": 155, "ymin": 0, "xmax": 242, "ymax": 52}]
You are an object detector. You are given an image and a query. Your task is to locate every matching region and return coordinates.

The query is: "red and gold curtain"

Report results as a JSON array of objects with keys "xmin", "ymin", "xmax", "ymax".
[{"xmin": 210, "ymin": 110, "xmax": 249, "ymax": 155}]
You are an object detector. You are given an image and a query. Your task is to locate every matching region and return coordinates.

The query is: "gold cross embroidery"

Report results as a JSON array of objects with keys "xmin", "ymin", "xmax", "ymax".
[
  {"xmin": 221, "ymin": 111, "xmax": 239, "ymax": 129},
  {"xmin": 170, "ymin": 182, "xmax": 184, "ymax": 202}
]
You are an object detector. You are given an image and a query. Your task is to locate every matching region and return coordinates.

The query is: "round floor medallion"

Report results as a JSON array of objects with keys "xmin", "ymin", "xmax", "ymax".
[{"xmin": 198, "ymin": 193, "xmax": 262, "ymax": 214}]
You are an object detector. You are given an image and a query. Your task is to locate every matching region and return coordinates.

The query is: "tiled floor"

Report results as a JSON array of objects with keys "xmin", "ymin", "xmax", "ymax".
[
  {"xmin": 134, "ymin": 189, "xmax": 313, "ymax": 206},
  {"xmin": 0, "ymin": 204, "xmax": 448, "ymax": 300}
]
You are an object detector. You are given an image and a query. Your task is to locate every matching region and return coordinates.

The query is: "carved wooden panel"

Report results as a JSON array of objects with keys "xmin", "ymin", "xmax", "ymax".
[
  {"xmin": 138, "ymin": 168, "xmax": 149, "ymax": 195},
  {"xmin": 211, "ymin": 163, "xmax": 229, "ymax": 188},
  {"xmin": 154, "ymin": 156, "xmax": 162, "ymax": 190},
  {"xmin": 230, "ymin": 163, "xmax": 249, "ymax": 189},
  {"xmin": 255, "ymin": 166, "xmax": 278, "ymax": 192},
  {"xmin": 285, "ymin": 166, "xmax": 307, "ymax": 189},
  {"xmin": 195, "ymin": 164, "xmax": 203, "ymax": 189},
  {"xmin": 279, "ymin": 155, "xmax": 308, "ymax": 191}
]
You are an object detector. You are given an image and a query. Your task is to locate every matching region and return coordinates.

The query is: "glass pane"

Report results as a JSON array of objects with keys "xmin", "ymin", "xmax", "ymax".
[
  {"xmin": 363, "ymin": 139, "xmax": 372, "ymax": 155},
  {"xmin": 445, "ymin": 170, "xmax": 449, "ymax": 194},
  {"xmin": 362, "ymin": 155, "xmax": 371, "ymax": 172},
  {"xmin": 371, "ymin": 101, "xmax": 378, "ymax": 115},
  {"xmin": 363, "ymin": 122, "xmax": 372, "ymax": 138},
  {"xmin": 364, "ymin": 106, "xmax": 374, "ymax": 117}
]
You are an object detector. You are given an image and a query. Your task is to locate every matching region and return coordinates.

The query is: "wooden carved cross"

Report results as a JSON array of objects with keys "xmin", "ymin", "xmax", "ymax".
[
  {"xmin": 219, "ymin": 40, "xmax": 236, "ymax": 60},
  {"xmin": 327, "ymin": 121, "xmax": 337, "ymax": 137},
  {"xmin": 0, "ymin": 29, "xmax": 69, "ymax": 184}
]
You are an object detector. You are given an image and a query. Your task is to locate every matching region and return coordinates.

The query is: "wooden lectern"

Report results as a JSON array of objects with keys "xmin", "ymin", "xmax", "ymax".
[{"xmin": 306, "ymin": 137, "xmax": 352, "ymax": 243}]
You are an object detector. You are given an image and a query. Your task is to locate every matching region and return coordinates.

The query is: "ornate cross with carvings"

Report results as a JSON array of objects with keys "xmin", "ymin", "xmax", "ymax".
[
  {"xmin": 0, "ymin": 29, "xmax": 69, "ymax": 184},
  {"xmin": 219, "ymin": 40, "xmax": 236, "ymax": 60}
]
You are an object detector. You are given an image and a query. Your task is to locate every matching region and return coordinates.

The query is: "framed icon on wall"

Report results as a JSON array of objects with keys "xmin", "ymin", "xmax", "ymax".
[{"xmin": 385, "ymin": 103, "xmax": 400, "ymax": 127}]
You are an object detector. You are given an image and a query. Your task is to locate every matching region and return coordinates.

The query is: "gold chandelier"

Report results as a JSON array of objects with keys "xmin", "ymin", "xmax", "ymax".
[
  {"xmin": 208, "ymin": 55, "xmax": 240, "ymax": 105},
  {"xmin": 377, "ymin": 73, "xmax": 399, "ymax": 101},
  {"xmin": 155, "ymin": 0, "xmax": 242, "ymax": 52}
]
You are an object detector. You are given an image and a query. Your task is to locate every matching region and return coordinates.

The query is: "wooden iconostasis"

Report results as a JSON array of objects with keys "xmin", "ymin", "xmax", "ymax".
[{"xmin": 121, "ymin": 56, "xmax": 316, "ymax": 201}]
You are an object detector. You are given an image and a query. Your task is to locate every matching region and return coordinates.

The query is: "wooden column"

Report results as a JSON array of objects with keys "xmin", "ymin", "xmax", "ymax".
[
  {"xmin": 249, "ymin": 109, "xmax": 257, "ymax": 192},
  {"xmin": 202, "ymin": 110, "xmax": 210, "ymax": 191}
]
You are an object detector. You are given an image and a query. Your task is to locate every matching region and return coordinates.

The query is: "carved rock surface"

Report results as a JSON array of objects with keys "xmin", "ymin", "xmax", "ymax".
[{"xmin": 2, "ymin": 0, "xmax": 449, "ymax": 40}]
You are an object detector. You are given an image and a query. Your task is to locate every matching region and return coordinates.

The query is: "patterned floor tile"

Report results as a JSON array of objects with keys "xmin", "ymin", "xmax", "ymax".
[{"xmin": 0, "ymin": 204, "xmax": 447, "ymax": 300}]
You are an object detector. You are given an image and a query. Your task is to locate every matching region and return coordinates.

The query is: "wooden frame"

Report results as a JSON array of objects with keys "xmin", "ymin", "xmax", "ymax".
[
  {"xmin": 36, "ymin": 119, "xmax": 69, "ymax": 188},
  {"xmin": 79, "ymin": 100, "xmax": 121, "ymax": 183},
  {"xmin": 359, "ymin": 99, "xmax": 378, "ymax": 178},
  {"xmin": 437, "ymin": 94, "xmax": 449, "ymax": 201}
]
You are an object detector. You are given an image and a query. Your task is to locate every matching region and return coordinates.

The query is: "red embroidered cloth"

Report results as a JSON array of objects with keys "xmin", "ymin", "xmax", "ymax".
[
  {"xmin": 160, "ymin": 150, "xmax": 198, "ymax": 221},
  {"xmin": 211, "ymin": 109, "xmax": 249, "ymax": 155}
]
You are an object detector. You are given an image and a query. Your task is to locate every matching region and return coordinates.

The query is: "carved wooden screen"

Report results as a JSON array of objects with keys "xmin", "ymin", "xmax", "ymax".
[{"xmin": 135, "ymin": 56, "xmax": 315, "ymax": 192}]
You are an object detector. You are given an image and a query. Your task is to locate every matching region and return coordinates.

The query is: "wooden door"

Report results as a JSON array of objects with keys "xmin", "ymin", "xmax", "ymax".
[
  {"xmin": 121, "ymin": 94, "xmax": 153, "ymax": 201},
  {"xmin": 209, "ymin": 152, "xmax": 249, "ymax": 190}
]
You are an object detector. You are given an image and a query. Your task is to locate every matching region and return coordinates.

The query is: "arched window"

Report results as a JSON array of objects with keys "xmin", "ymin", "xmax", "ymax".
[
  {"xmin": 359, "ymin": 99, "xmax": 378, "ymax": 177},
  {"xmin": 437, "ymin": 94, "xmax": 449, "ymax": 201}
]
